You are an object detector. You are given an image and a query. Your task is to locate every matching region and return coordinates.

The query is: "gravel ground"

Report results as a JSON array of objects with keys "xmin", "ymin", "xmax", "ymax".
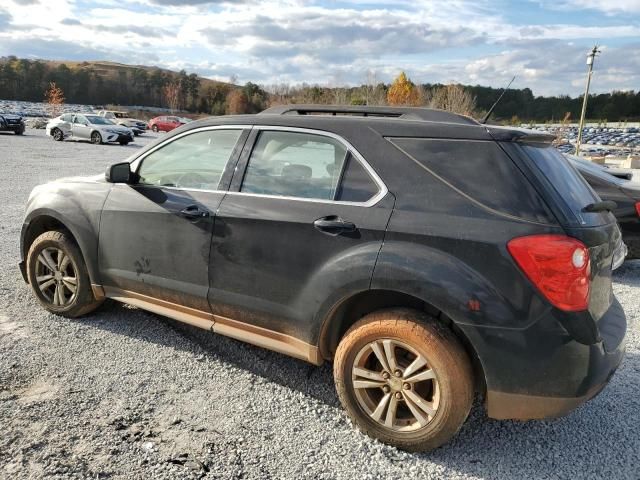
[{"xmin": 1, "ymin": 129, "xmax": 639, "ymax": 480}]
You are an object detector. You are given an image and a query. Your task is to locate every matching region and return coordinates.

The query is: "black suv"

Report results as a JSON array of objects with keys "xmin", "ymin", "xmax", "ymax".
[
  {"xmin": 19, "ymin": 105, "xmax": 627, "ymax": 451},
  {"xmin": 0, "ymin": 113, "xmax": 25, "ymax": 135}
]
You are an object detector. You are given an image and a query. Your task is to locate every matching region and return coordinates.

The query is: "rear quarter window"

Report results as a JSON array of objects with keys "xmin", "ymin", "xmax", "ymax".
[
  {"xmin": 389, "ymin": 138, "xmax": 554, "ymax": 223},
  {"xmin": 519, "ymin": 145, "xmax": 610, "ymax": 226}
]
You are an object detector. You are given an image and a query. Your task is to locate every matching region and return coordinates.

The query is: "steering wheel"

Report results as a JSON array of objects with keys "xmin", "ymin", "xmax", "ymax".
[{"xmin": 175, "ymin": 171, "xmax": 209, "ymax": 189}]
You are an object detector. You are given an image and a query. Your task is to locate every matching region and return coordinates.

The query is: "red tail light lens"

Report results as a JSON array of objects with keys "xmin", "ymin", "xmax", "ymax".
[
  {"xmin": 635, "ymin": 202, "xmax": 640, "ymax": 218},
  {"xmin": 507, "ymin": 235, "xmax": 590, "ymax": 312}
]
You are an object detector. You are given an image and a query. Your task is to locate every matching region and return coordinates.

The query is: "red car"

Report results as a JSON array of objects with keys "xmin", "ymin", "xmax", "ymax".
[{"xmin": 148, "ymin": 115, "xmax": 190, "ymax": 133}]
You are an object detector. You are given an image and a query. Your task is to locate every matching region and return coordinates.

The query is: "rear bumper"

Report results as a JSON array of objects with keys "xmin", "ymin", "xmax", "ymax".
[{"xmin": 466, "ymin": 297, "xmax": 626, "ymax": 420}]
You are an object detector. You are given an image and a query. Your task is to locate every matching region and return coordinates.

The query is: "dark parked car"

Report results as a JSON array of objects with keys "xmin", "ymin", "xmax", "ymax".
[
  {"xmin": 568, "ymin": 155, "xmax": 640, "ymax": 259},
  {"xmin": 0, "ymin": 113, "xmax": 25, "ymax": 134},
  {"xmin": 19, "ymin": 105, "xmax": 627, "ymax": 451}
]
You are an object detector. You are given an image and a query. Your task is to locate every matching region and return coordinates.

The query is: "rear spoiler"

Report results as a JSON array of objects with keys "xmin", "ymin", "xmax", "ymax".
[{"xmin": 486, "ymin": 126, "xmax": 556, "ymax": 145}]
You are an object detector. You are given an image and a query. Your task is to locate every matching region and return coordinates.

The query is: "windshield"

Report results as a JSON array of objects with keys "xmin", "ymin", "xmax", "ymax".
[{"xmin": 86, "ymin": 115, "xmax": 116, "ymax": 125}]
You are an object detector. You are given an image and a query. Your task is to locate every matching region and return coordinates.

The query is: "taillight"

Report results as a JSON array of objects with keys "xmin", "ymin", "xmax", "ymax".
[
  {"xmin": 635, "ymin": 202, "xmax": 640, "ymax": 218},
  {"xmin": 507, "ymin": 234, "xmax": 590, "ymax": 312}
]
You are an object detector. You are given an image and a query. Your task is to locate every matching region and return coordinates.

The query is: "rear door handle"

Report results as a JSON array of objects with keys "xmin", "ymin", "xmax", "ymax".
[
  {"xmin": 180, "ymin": 204, "xmax": 210, "ymax": 220},
  {"xmin": 313, "ymin": 216, "xmax": 357, "ymax": 235}
]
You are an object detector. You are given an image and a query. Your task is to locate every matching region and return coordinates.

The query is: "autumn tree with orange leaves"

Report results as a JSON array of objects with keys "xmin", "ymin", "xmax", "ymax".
[
  {"xmin": 44, "ymin": 82, "xmax": 65, "ymax": 117},
  {"xmin": 386, "ymin": 72, "xmax": 420, "ymax": 106}
]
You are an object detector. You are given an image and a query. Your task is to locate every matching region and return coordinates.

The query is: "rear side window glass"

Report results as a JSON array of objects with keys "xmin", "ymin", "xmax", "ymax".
[
  {"xmin": 336, "ymin": 154, "xmax": 379, "ymax": 202},
  {"xmin": 522, "ymin": 146, "xmax": 599, "ymax": 210},
  {"xmin": 389, "ymin": 138, "xmax": 553, "ymax": 223},
  {"xmin": 241, "ymin": 131, "xmax": 348, "ymax": 200}
]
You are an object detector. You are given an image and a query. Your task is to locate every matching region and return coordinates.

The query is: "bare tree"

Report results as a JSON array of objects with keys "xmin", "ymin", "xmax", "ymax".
[
  {"xmin": 426, "ymin": 84, "xmax": 476, "ymax": 116},
  {"xmin": 163, "ymin": 81, "xmax": 181, "ymax": 112}
]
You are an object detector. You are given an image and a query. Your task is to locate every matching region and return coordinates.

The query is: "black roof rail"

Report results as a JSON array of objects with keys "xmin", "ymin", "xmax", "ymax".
[{"xmin": 259, "ymin": 104, "xmax": 479, "ymax": 125}]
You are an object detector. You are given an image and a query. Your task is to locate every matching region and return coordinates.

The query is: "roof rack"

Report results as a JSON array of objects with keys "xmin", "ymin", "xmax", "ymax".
[{"xmin": 259, "ymin": 104, "xmax": 479, "ymax": 125}]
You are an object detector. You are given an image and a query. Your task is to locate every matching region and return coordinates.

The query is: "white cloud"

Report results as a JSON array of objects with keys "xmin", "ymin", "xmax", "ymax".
[{"xmin": 0, "ymin": 0, "xmax": 638, "ymax": 96}]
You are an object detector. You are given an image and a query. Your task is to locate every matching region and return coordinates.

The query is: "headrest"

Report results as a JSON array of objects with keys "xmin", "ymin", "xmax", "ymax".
[{"xmin": 282, "ymin": 164, "xmax": 312, "ymax": 180}]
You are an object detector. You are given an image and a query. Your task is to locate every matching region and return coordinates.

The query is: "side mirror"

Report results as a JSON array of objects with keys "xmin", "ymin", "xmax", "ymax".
[{"xmin": 106, "ymin": 162, "xmax": 132, "ymax": 183}]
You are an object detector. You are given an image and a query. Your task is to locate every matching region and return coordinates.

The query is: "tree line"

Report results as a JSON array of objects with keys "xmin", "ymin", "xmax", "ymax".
[{"xmin": 1, "ymin": 56, "xmax": 639, "ymax": 122}]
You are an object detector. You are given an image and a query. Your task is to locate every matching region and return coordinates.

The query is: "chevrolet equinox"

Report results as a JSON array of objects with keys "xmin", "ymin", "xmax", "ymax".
[{"xmin": 19, "ymin": 105, "xmax": 627, "ymax": 451}]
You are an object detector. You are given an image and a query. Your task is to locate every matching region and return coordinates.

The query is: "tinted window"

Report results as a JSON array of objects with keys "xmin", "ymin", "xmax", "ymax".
[
  {"xmin": 138, "ymin": 129, "xmax": 242, "ymax": 190},
  {"xmin": 390, "ymin": 138, "xmax": 553, "ymax": 222},
  {"xmin": 522, "ymin": 145, "xmax": 599, "ymax": 212},
  {"xmin": 241, "ymin": 131, "xmax": 347, "ymax": 200},
  {"xmin": 336, "ymin": 154, "xmax": 379, "ymax": 202}
]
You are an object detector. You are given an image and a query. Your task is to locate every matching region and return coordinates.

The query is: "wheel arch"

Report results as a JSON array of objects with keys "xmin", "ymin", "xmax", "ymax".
[
  {"xmin": 21, "ymin": 211, "xmax": 98, "ymax": 286},
  {"xmin": 318, "ymin": 289, "xmax": 487, "ymax": 394}
]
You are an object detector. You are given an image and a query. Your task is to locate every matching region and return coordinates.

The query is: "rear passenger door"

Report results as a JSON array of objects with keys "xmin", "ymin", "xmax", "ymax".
[{"xmin": 208, "ymin": 126, "xmax": 394, "ymax": 343}]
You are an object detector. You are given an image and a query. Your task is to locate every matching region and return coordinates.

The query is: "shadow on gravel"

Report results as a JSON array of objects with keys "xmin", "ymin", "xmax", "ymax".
[
  {"xmin": 421, "ymin": 352, "xmax": 640, "ymax": 478},
  {"xmin": 68, "ymin": 298, "xmax": 640, "ymax": 478},
  {"xmin": 613, "ymin": 259, "xmax": 640, "ymax": 287},
  {"xmin": 71, "ymin": 300, "xmax": 340, "ymax": 407}
]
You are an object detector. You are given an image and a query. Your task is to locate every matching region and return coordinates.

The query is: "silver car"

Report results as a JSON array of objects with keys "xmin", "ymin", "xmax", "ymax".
[{"xmin": 46, "ymin": 113, "xmax": 134, "ymax": 145}]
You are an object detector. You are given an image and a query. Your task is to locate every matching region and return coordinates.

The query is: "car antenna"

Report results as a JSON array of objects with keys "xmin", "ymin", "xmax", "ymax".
[{"xmin": 481, "ymin": 75, "xmax": 516, "ymax": 124}]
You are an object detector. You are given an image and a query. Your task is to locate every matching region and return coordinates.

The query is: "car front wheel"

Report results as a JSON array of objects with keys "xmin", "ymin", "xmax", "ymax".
[
  {"xmin": 26, "ymin": 230, "xmax": 103, "ymax": 317},
  {"xmin": 91, "ymin": 131, "xmax": 102, "ymax": 144},
  {"xmin": 52, "ymin": 128, "xmax": 63, "ymax": 141},
  {"xmin": 152, "ymin": 125, "xmax": 159, "ymax": 133},
  {"xmin": 334, "ymin": 308, "xmax": 474, "ymax": 451}
]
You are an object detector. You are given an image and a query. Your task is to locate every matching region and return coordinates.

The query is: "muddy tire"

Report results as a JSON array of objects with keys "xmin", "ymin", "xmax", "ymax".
[
  {"xmin": 26, "ymin": 230, "xmax": 103, "ymax": 318},
  {"xmin": 334, "ymin": 308, "xmax": 474, "ymax": 452}
]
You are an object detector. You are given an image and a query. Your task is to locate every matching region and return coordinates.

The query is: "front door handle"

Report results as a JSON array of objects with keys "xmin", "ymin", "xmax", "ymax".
[
  {"xmin": 313, "ymin": 216, "xmax": 357, "ymax": 236},
  {"xmin": 180, "ymin": 205, "xmax": 210, "ymax": 220}
]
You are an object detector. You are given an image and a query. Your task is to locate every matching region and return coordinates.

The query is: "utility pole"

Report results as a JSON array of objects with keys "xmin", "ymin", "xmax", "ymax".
[{"xmin": 576, "ymin": 45, "xmax": 600, "ymax": 156}]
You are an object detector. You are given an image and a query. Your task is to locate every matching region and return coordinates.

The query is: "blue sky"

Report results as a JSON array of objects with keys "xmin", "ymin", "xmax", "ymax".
[{"xmin": 0, "ymin": 0, "xmax": 638, "ymax": 96}]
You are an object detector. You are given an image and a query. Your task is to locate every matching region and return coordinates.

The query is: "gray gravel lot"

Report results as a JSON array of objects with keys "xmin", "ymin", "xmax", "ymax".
[{"xmin": 1, "ymin": 129, "xmax": 639, "ymax": 479}]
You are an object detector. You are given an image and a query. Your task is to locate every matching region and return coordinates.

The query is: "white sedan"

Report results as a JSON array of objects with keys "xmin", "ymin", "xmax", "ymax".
[{"xmin": 46, "ymin": 113, "xmax": 134, "ymax": 145}]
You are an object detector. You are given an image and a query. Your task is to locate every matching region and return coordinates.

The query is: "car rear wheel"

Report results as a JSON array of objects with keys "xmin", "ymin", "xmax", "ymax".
[
  {"xmin": 152, "ymin": 125, "xmax": 159, "ymax": 133},
  {"xmin": 334, "ymin": 308, "xmax": 474, "ymax": 451},
  {"xmin": 91, "ymin": 131, "xmax": 102, "ymax": 144},
  {"xmin": 26, "ymin": 230, "xmax": 103, "ymax": 317},
  {"xmin": 52, "ymin": 128, "xmax": 63, "ymax": 141}
]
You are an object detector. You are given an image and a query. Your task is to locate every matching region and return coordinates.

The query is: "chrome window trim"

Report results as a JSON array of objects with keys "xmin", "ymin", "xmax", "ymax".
[{"xmin": 127, "ymin": 124, "xmax": 389, "ymax": 208}]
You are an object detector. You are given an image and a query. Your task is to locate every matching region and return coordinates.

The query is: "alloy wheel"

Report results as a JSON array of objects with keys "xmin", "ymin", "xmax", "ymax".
[
  {"xmin": 35, "ymin": 247, "xmax": 78, "ymax": 307},
  {"xmin": 352, "ymin": 339, "xmax": 440, "ymax": 432}
]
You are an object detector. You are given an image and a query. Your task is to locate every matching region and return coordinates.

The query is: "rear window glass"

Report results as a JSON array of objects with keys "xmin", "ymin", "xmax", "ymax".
[{"xmin": 389, "ymin": 138, "xmax": 554, "ymax": 223}]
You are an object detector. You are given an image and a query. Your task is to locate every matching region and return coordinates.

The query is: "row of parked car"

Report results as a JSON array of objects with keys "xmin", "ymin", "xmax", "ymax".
[
  {"xmin": 0, "ymin": 108, "xmax": 193, "ymax": 145},
  {"xmin": 530, "ymin": 125, "xmax": 640, "ymax": 157}
]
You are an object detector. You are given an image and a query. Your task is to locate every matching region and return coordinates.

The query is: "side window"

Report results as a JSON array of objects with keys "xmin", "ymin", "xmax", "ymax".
[
  {"xmin": 61, "ymin": 114, "xmax": 72, "ymax": 122},
  {"xmin": 241, "ymin": 130, "xmax": 348, "ymax": 200},
  {"xmin": 137, "ymin": 129, "xmax": 242, "ymax": 190},
  {"xmin": 335, "ymin": 154, "xmax": 380, "ymax": 202}
]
